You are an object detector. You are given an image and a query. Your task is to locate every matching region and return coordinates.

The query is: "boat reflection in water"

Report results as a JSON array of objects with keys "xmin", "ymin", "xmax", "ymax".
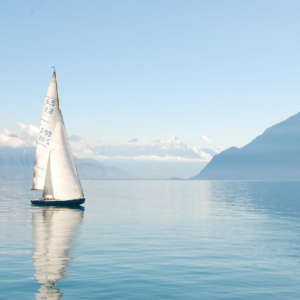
[{"xmin": 32, "ymin": 206, "xmax": 84, "ymax": 299}]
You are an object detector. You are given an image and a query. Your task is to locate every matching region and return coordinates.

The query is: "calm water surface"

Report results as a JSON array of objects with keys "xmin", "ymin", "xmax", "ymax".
[{"xmin": 1, "ymin": 180, "xmax": 300, "ymax": 299}]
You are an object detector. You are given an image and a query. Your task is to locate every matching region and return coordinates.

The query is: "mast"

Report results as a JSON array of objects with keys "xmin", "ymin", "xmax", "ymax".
[{"xmin": 53, "ymin": 68, "xmax": 60, "ymax": 111}]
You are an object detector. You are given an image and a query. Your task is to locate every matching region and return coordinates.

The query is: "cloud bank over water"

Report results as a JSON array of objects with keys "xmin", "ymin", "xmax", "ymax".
[
  {"xmin": 0, "ymin": 123, "xmax": 38, "ymax": 148},
  {"xmin": 68, "ymin": 135, "xmax": 217, "ymax": 162},
  {"xmin": 0, "ymin": 123, "xmax": 227, "ymax": 178}
]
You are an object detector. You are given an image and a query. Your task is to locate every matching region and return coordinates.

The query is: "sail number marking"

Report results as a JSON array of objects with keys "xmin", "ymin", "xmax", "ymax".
[
  {"xmin": 46, "ymin": 99, "xmax": 56, "ymax": 106},
  {"xmin": 44, "ymin": 106, "xmax": 54, "ymax": 114},
  {"xmin": 38, "ymin": 135, "xmax": 50, "ymax": 145},
  {"xmin": 40, "ymin": 128, "xmax": 52, "ymax": 137}
]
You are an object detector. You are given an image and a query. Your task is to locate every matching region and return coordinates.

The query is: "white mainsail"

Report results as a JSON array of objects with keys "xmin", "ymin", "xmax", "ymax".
[
  {"xmin": 33, "ymin": 70, "xmax": 84, "ymax": 200},
  {"xmin": 43, "ymin": 110, "xmax": 84, "ymax": 200}
]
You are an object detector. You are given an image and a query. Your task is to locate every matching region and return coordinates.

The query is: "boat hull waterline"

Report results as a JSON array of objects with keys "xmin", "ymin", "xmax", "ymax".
[{"xmin": 31, "ymin": 198, "xmax": 85, "ymax": 206}]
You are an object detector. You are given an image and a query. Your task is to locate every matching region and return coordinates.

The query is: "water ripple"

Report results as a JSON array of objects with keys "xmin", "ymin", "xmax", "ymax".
[{"xmin": 0, "ymin": 180, "xmax": 300, "ymax": 299}]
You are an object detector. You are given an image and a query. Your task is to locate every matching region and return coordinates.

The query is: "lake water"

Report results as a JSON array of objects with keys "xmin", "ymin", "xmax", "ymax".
[{"xmin": 1, "ymin": 180, "xmax": 300, "ymax": 299}]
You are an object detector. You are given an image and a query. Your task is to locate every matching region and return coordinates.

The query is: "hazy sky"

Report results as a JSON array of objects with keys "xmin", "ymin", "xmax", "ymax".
[{"xmin": 1, "ymin": 0, "xmax": 300, "ymax": 149}]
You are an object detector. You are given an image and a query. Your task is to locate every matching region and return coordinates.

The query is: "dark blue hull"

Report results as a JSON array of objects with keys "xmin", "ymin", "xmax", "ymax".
[{"xmin": 31, "ymin": 198, "xmax": 85, "ymax": 206}]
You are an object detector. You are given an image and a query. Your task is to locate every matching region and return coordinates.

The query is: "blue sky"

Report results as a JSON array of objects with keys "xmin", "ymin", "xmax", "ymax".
[{"xmin": 1, "ymin": 0, "xmax": 300, "ymax": 149}]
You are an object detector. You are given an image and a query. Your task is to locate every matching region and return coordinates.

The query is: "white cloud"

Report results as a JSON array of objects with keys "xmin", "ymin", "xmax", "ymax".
[
  {"xmin": 0, "ymin": 128, "xmax": 17, "ymax": 136},
  {"xmin": 0, "ymin": 124, "xmax": 226, "ymax": 164},
  {"xmin": 91, "ymin": 155, "xmax": 209, "ymax": 162},
  {"xmin": 17, "ymin": 122, "xmax": 38, "ymax": 146},
  {"xmin": 69, "ymin": 135, "xmax": 213, "ymax": 162},
  {"xmin": 0, "ymin": 133, "xmax": 26, "ymax": 148},
  {"xmin": 0, "ymin": 124, "xmax": 229, "ymax": 178},
  {"xmin": 198, "ymin": 151, "xmax": 213, "ymax": 161},
  {"xmin": 202, "ymin": 135, "xmax": 213, "ymax": 144},
  {"xmin": 0, "ymin": 123, "xmax": 38, "ymax": 147},
  {"xmin": 213, "ymin": 145, "xmax": 227, "ymax": 153}
]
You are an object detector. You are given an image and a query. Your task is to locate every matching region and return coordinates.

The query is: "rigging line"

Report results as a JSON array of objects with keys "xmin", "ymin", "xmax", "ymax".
[{"xmin": 54, "ymin": 69, "xmax": 60, "ymax": 110}]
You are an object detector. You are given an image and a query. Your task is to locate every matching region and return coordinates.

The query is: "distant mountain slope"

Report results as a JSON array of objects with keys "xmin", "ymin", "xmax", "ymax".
[
  {"xmin": 0, "ymin": 147, "xmax": 132, "ymax": 180},
  {"xmin": 192, "ymin": 112, "xmax": 300, "ymax": 180},
  {"xmin": 0, "ymin": 147, "xmax": 35, "ymax": 179},
  {"xmin": 74, "ymin": 157, "xmax": 132, "ymax": 179}
]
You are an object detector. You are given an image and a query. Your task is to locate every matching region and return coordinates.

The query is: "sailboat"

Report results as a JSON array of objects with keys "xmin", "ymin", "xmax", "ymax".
[{"xmin": 31, "ymin": 69, "xmax": 85, "ymax": 205}]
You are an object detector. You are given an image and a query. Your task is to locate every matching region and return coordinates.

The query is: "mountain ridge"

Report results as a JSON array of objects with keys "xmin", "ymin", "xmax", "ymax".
[{"xmin": 192, "ymin": 112, "xmax": 300, "ymax": 180}]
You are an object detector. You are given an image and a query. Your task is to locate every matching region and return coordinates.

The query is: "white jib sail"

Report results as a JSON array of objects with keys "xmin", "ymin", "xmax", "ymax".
[
  {"xmin": 32, "ymin": 71, "xmax": 60, "ymax": 190},
  {"xmin": 43, "ymin": 109, "xmax": 84, "ymax": 200}
]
